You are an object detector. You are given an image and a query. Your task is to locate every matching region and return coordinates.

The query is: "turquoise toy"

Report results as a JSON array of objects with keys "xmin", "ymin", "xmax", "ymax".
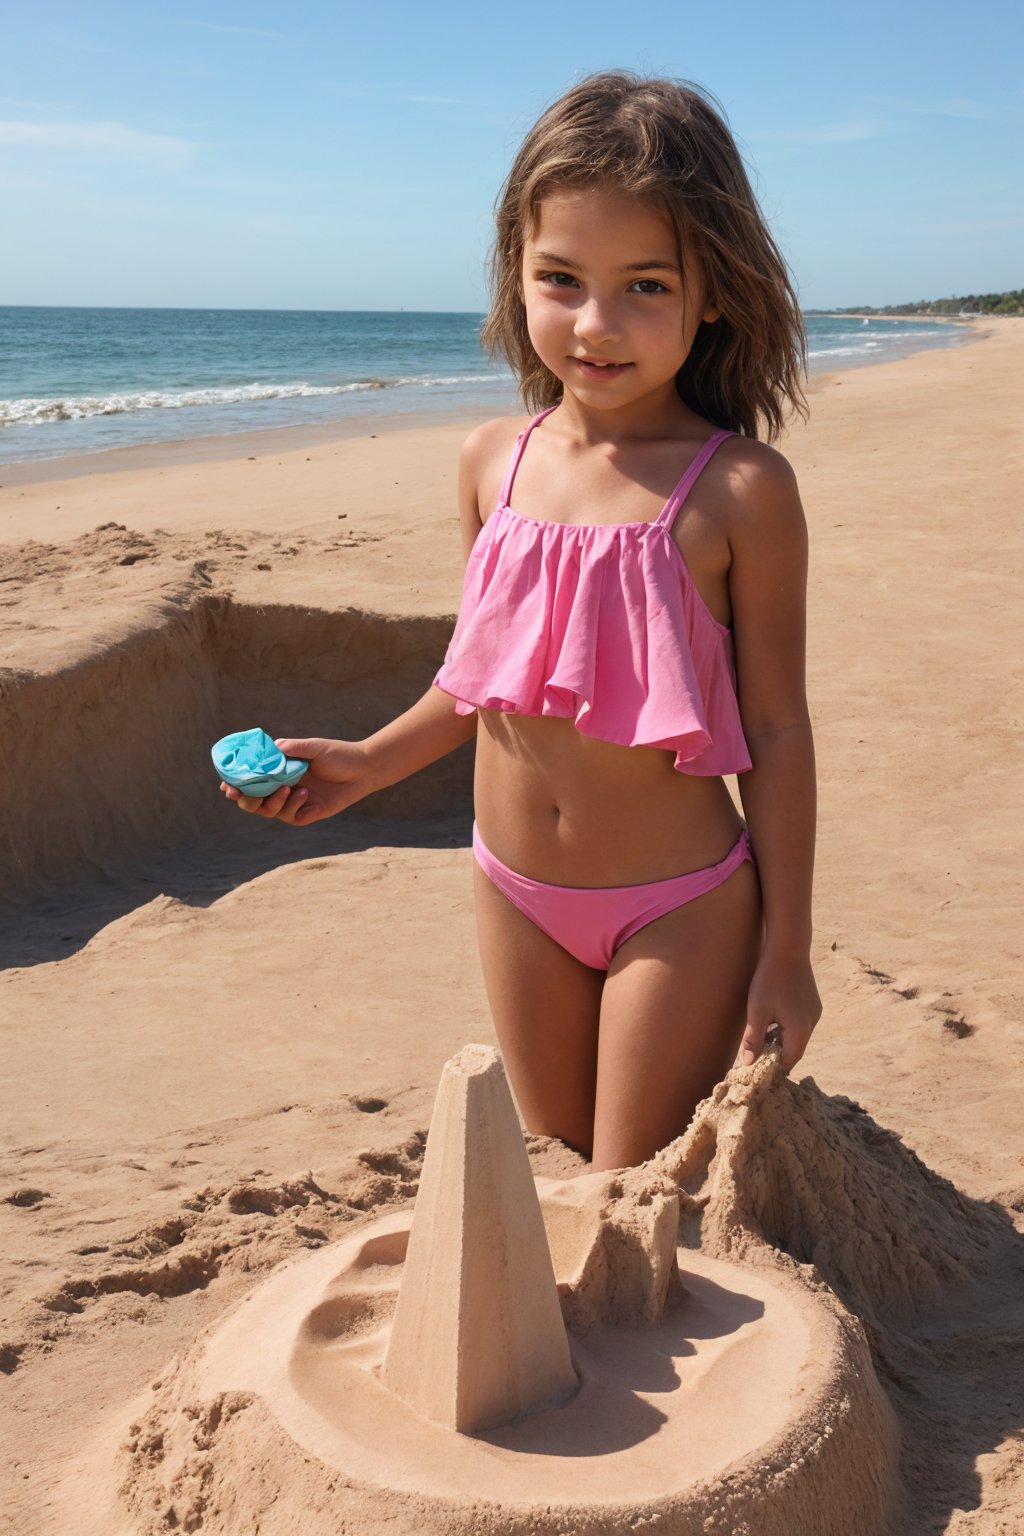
[{"xmin": 212, "ymin": 728, "xmax": 309, "ymax": 798}]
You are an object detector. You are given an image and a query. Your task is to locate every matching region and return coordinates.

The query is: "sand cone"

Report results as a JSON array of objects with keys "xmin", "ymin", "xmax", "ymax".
[{"xmin": 380, "ymin": 1044, "xmax": 578, "ymax": 1433}]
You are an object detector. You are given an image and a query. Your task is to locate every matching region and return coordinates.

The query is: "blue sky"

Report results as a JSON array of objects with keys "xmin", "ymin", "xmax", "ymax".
[{"xmin": 1, "ymin": 0, "xmax": 1020, "ymax": 311}]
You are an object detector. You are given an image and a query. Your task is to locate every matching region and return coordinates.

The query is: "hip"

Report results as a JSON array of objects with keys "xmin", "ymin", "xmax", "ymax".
[{"xmin": 473, "ymin": 710, "xmax": 747, "ymax": 886}]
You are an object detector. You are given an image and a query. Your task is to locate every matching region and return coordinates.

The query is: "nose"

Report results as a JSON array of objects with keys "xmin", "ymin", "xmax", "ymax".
[{"xmin": 574, "ymin": 293, "xmax": 622, "ymax": 347}]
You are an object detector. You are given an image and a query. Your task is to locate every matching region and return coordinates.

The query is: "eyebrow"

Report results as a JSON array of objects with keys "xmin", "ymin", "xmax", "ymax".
[{"xmin": 532, "ymin": 250, "xmax": 680, "ymax": 273}]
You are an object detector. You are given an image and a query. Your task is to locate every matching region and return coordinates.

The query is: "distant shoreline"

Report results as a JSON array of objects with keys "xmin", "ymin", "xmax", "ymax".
[
  {"xmin": 0, "ymin": 313, "xmax": 979, "ymax": 485},
  {"xmin": 808, "ymin": 312, "xmax": 978, "ymax": 324},
  {"xmin": 0, "ymin": 401, "xmax": 509, "ymax": 487}
]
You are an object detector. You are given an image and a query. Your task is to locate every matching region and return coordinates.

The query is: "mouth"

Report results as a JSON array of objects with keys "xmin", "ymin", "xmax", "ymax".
[{"xmin": 571, "ymin": 357, "xmax": 632, "ymax": 380}]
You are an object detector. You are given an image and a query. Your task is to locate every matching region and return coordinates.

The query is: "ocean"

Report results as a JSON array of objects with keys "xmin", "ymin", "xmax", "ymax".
[{"xmin": 0, "ymin": 307, "xmax": 970, "ymax": 466}]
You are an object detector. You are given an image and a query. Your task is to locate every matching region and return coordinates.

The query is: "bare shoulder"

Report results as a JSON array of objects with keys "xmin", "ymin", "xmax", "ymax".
[
  {"xmin": 718, "ymin": 436, "xmax": 806, "ymax": 550},
  {"xmin": 460, "ymin": 414, "xmax": 529, "ymax": 476},
  {"xmin": 454, "ymin": 415, "xmax": 530, "ymax": 561},
  {"xmin": 461, "ymin": 412, "xmax": 530, "ymax": 453},
  {"xmin": 459, "ymin": 414, "xmax": 532, "ymax": 519}
]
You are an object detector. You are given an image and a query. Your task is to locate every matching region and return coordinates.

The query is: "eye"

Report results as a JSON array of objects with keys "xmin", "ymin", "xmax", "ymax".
[
  {"xmin": 630, "ymin": 278, "xmax": 669, "ymax": 295},
  {"xmin": 538, "ymin": 270, "xmax": 579, "ymax": 288}
]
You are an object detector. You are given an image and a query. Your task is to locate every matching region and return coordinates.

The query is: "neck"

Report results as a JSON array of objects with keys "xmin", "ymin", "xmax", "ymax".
[{"xmin": 549, "ymin": 383, "xmax": 703, "ymax": 445}]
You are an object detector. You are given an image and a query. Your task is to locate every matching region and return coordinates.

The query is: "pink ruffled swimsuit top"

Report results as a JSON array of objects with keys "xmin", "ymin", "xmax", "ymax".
[{"xmin": 433, "ymin": 407, "xmax": 752, "ymax": 777}]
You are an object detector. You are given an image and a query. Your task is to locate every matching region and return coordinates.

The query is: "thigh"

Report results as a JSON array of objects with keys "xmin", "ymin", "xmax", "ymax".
[
  {"xmin": 473, "ymin": 861, "xmax": 605, "ymax": 1158},
  {"xmin": 592, "ymin": 860, "xmax": 762, "ymax": 1170}
]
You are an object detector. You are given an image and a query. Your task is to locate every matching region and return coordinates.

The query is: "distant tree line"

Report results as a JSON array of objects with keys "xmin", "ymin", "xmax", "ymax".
[{"xmin": 822, "ymin": 289, "xmax": 1023, "ymax": 317}]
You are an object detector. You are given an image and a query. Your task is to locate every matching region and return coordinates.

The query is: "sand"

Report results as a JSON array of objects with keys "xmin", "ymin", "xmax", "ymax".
[
  {"xmin": 2, "ymin": 320, "xmax": 1023, "ymax": 1534},
  {"xmin": 109, "ymin": 1052, "xmax": 902, "ymax": 1536}
]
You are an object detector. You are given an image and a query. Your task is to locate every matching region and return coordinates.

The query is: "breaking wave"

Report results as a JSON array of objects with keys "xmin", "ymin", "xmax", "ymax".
[{"xmin": 0, "ymin": 374, "xmax": 501, "ymax": 429}]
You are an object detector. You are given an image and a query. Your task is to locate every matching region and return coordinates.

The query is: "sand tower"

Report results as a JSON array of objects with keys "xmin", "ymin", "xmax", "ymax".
[
  {"xmin": 379, "ymin": 1045, "xmax": 578, "ymax": 1429},
  {"xmin": 113, "ymin": 1046, "xmax": 900, "ymax": 1534}
]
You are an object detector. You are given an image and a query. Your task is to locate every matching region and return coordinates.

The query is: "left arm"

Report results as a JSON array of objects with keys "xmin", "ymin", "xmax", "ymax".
[{"xmin": 728, "ymin": 447, "xmax": 822, "ymax": 1070}]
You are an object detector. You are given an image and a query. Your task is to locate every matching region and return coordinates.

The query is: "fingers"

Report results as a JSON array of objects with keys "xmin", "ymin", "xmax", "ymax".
[
  {"xmin": 777, "ymin": 1022, "xmax": 807, "ymax": 1073},
  {"xmin": 223, "ymin": 782, "xmax": 307, "ymax": 819},
  {"xmin": 277, "ymin": 787, "xmax": 314, "ymax": 824},
  {"xmin": 735, "ymin": 960, "xmax": 821, "ymax": 1075},
  {"xmin": 240, "ymin": 786, "xmax": 289, "ymax": 815},
  {"xmin": 736, "ymin": 1018, "xmax": 801, "ymax": 1072},
  {"xmin": 737, "ymin": 1007, "xmax": 772, "ymax": 1067},
  {"xmin": 274, "ymin": 737, "xmax": 326, "ymax": 760}
]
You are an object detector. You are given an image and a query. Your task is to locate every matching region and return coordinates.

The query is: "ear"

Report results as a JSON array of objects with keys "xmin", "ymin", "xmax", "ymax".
[{"xmin": 702, "ymin": 302, "xmax": 722, "ymax": 324}]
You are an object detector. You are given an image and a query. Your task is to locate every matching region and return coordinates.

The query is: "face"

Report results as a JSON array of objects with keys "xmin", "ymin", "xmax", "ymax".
[{"xmin": 521, "ymin": 185, "xmax": 719, "ymax": 418}]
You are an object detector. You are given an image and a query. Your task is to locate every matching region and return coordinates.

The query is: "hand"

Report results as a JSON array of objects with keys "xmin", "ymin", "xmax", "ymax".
[
  {"xmin": 736, "ymin": 949, "xmax": 822, "ymax": 1072},
  {"xmin": 219, "ymin": 736, "xmax": 376, "ymax": 827}
]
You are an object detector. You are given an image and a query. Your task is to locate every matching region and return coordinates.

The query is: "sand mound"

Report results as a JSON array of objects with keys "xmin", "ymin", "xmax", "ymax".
[
  {"xmin": 113, "ymin": 1239, "xmax": 892, "ymax": 1536},
  {"xmin": 655, "ymin": 1059, "xmax": 1014, "ymax": 1326},
  {"xmin": 654, "ymin": 1059, "xmax": 1024, "ymax": 1527},
  {"xmin": 75, "ymin": 1051, "xmax": 1020, "ymax": 1536}
]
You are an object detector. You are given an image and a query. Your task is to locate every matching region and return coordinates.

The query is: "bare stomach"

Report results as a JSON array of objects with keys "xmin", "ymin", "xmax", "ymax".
[{"xmin": 473, "ymin": 711, "xmax": 747, "ymax": 886}]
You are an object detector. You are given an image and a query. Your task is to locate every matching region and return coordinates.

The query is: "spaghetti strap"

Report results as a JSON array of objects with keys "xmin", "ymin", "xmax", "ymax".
[
  {"xmin": 497, "ymin": 405, "xmax": 558, "ymax": 508},
  {"xmin": 656, "ymin": 430, "xmax": 734, "ymax": 531},
  {"xmin": 433, "ymin": 412, "xmax": 752, "ymax": 780}
]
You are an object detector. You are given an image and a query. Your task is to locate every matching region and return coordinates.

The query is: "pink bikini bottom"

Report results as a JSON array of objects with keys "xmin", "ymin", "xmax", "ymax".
[{"xmin": 472, "ymin": 823, "xmax": 754, "ymax": 971}]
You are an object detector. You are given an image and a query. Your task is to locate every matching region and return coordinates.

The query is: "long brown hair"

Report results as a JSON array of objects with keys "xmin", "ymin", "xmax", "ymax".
[{"xmin": 481, "ymin": 72, "xmax": 806, "ymax": 442}]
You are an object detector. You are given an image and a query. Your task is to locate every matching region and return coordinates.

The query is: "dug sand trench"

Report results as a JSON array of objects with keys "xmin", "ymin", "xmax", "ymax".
[{"xmin": 0, "ymin": 524, "xmax": 473, "ymax": 915}]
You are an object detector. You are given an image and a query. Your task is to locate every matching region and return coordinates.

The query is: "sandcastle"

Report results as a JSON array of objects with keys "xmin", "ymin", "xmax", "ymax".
[{"xmin": 116, "ymin": 1046, "xmax": 900, "ymax": 1534}]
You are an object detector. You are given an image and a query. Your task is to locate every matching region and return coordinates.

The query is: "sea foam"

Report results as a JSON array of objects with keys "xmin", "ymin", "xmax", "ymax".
[{"xmin": 0, "ymin": 374, "xmax": 501, "ymax": 429}]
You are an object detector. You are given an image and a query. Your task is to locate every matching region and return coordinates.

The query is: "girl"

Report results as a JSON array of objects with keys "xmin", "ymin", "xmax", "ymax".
[{"xmin": 222, "ymin": 72, "xmax": 821, "ymax": 1170}]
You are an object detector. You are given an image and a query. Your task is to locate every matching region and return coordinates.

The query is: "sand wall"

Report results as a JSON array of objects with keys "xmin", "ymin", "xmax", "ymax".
[{"xmin": 1, "ymin": 594, "xmax": 473, "ymax": 905}]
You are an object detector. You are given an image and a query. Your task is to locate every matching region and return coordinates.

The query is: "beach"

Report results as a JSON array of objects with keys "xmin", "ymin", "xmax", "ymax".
[{"xmin": 1, "ymin": 319, "xmax": 1022, "ymax": 1533}]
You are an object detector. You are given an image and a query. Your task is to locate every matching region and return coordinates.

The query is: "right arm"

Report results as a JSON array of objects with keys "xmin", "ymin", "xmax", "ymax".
[{"xmin": 223, "ymin": 420, "xmax": 511, "ymax": 826}]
